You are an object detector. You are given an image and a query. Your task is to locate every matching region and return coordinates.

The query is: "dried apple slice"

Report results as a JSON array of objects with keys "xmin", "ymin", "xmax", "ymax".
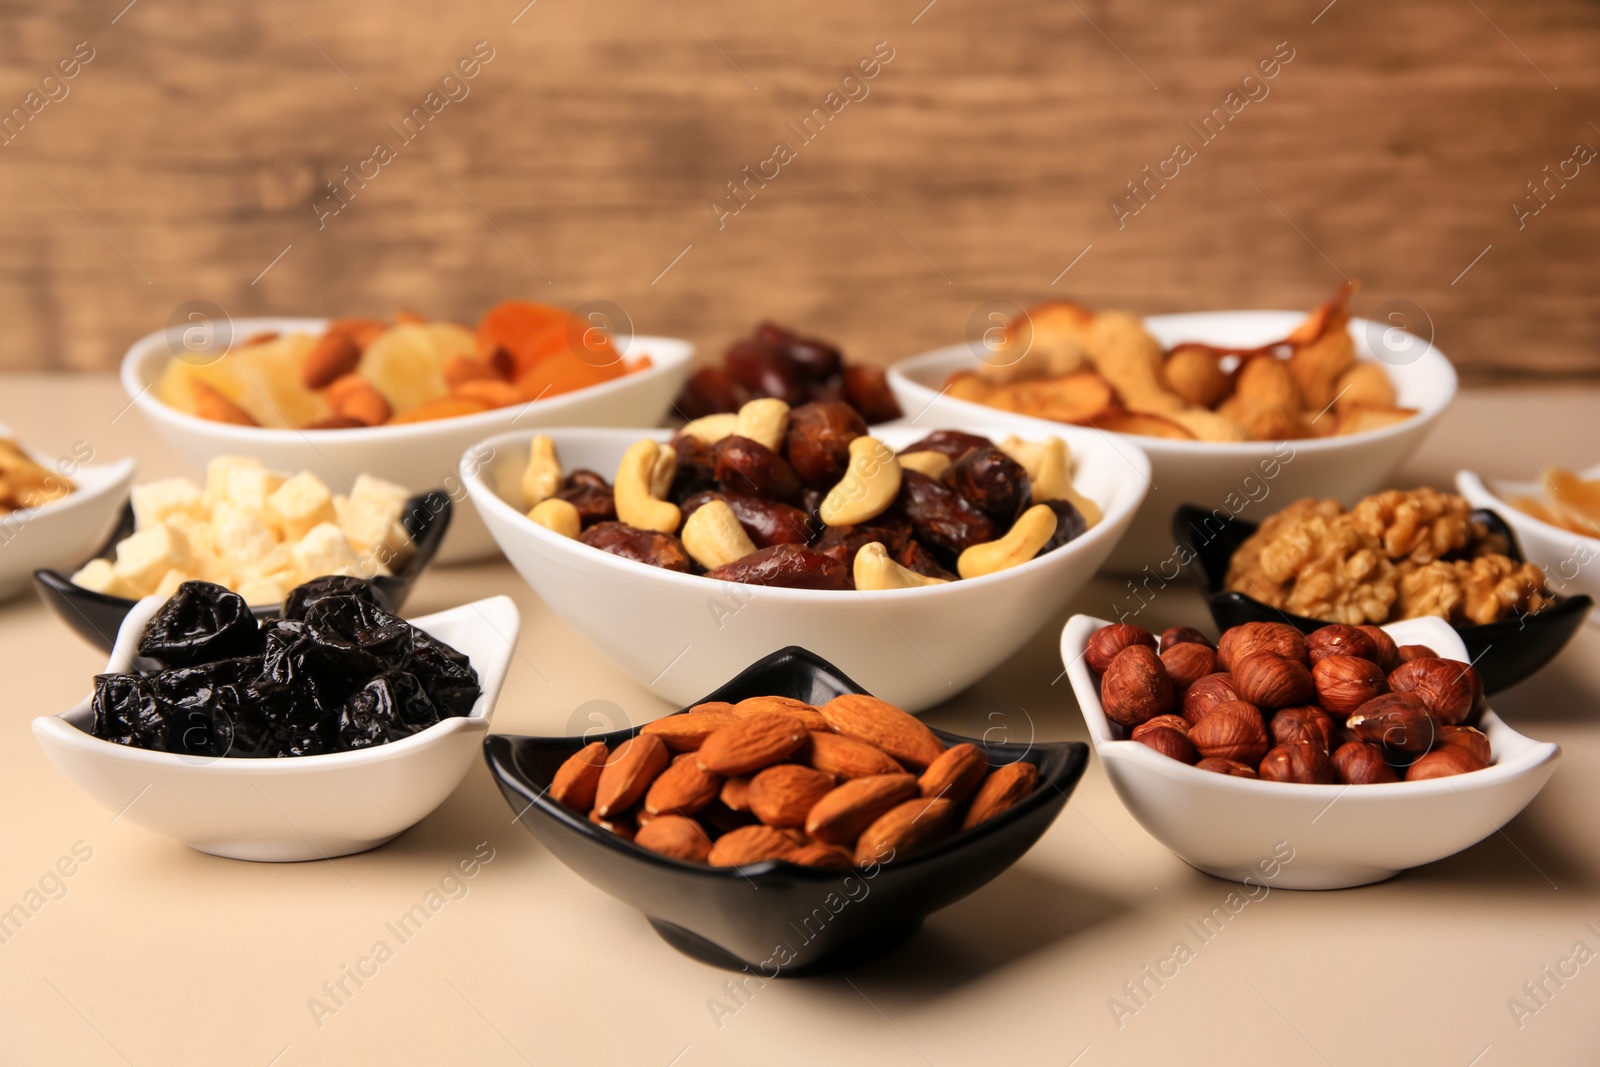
[{"xmin": 1093, "ymin": 410, "xmax": 1197, "ymax": 440}]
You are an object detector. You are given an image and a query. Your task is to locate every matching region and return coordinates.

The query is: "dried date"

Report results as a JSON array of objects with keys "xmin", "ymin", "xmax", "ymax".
[
  {"xmin": 1036, "ymin": 499, "xmax": 1088, "ymax": 553},
  {"xmin": 580, "ymin": 522, "xmax": 693, "ymax": 572},
  {"xmin": 813, "ymin": 514, "xmax": 916, "ymax": 569},
  {"xmin": 670, "ymin": 435, "xmax": 721, "ymax": 504},
  {"xmin": 899, "ymin": 430, "xmax": 995, "ymax": 462},
  {"xmin": 755, "ymin": 322, "xmax": 842, "ymax": 380},
  {"xmin": 944, "ymin": 446, "xmax": 1031, "ymax": 524},
  {"xmin": 891, "ymin": 470, "xmax": 999, "ymax": 558},
  {"xmin": 556, "ymin": 470, "xmax": 617, "ymax": 527},
  {"xmin": 704, "ymin": 544, "xmax": 851, "ymax": 589},
  {"xmin": 841, "ymin": 364, "xmax": 902, "ymax": 423},
  {"xmin": 785, "ymin": 401, "xmax": 867, "ymax": 487},
  {"xmin": 725, "ymin": 339, "xmax": 809, "ymax": 406},
  {"xmin": 713, "ymin": 434, "xmax": 803, "ymax": 504},
  {"xmin": 682, "ymin": 491, "xmax": 816, "ymax": 548},
  {"xmin": 896, "ymin": 540, "xmax": 957, "ymax": 581},
  {"xmin": 676, "ymin": 366, "xmax": 747, "ymax": 418}
]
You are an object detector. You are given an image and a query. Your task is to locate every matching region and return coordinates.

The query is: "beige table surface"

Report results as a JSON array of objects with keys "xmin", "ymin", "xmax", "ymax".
[{"xmin": 0, "ymin": 376, "xmax": 1596, "ymax": 1067}]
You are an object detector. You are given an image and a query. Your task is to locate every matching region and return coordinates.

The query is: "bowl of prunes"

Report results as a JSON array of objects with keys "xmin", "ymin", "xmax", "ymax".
[{"xmin": 32, "ymin": 577, "xmax": 519, "ymax": 861}]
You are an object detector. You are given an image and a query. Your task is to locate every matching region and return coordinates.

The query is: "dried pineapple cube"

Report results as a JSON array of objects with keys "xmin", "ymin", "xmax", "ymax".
[
  {"xmin": 291, "ymin": 522, "xmax": 362, "ymax": 582},
  {"xmin": 130, "ymin": 478, "xmax": 204, "ymax": 530},
  {"xmin": 266, "ymin": 471, "xmax": 336, "ymax": 541},
  {"xmin": 70, "ymin": 558, "xmax": 128, "ymax": 597},
  {"xmin": 113, "ymin": 523, "xmax": 192, "ymax": 594}
]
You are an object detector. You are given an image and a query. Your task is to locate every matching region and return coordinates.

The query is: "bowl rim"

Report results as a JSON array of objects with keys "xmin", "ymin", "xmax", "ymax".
[
  {"xmin": 119, "ymin": 316, "xmax": 695, "ymax": 444},
  {"xmin": 459, "ymin": 423, "xmax": 1150, "ymax": 601},
  {"xmin": 31, "ymin": 593, "xmax": 518, "ymax": 773},
  {"xmin": 0, "ymin": 452, "xmax": 135, "ymax": 528},
  {"xmin": 486, "ymin": 644, "xmax": 1090, "ymax": 877},
  {"xmin": 1060, "ymin": 612, "xmax": 1560, "ymax": 798},
  {"xmin": 1456, "ymin": 467, "xmax": 1600, "ymax": 553},
  {"xmin": 887, "ymin": 309, "xmax": 1458, "ymax": 458}
]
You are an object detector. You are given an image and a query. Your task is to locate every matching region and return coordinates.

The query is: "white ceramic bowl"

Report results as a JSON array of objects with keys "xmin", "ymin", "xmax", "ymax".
[
  {"xmin": 1458, "ymin": 464, "xmax": 1600, "ymax": 626},
  {"xmin": 1062, "ymin": 614, "xmax": 1559, "ymax": 889},
  {"xmin": 889, "ymin": 310, "xmax": 1457, "ymax": 574},
  {"xmin": 120, "ymin": 317, "xmax": 694, "ymax": 563},
  {"xmin": 462, "ymin": 423, "xmax": 1148, "ymax": 712},
  {"xmin": 32, "ymin": 593, "xmax": 520, "ymax": 861},
  {"xmin": 0, "ymin": 424, "xmax": 134, "ymax": 600}
]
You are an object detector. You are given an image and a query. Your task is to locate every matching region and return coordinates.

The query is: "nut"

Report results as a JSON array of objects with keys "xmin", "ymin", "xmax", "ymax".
[
  {"xmin": 1182, "ymin": 673, "xmax": 1242, "ymax": 725},
  {"xmin": 917, "ymin": 743, "xmax": 989, "ymax": 804},
  {"xmin": 1134, "ymin": 725, "xmax": 1196, "ymax": 763},
  {"xmin": 1195, "ymin": 757, "xmax": 1258, "ymax": 778},
  {"xmin": 1311, "ymin": 655, "xmax": 1388, "ymax": 718},
  {"xmin": 644, "ymin": 753, "xmax": 724, "ymax": 817},
  {"xmin": 820, "ymin": 436, "xmax": 902, "ymax": 527},
  {"xmin": 594, "ymin": 734, "xmax": 670, "ymax": 817},
  {"xmin": 1395, "ymin": 644, "xmax": 1439, "ymax": 664},
  {"xmin": 1355, "ymin": 625, "xmax": 1401, "ymax": 671},
  {"xmin": 1405, "ymin": 746, "xmax": 1488, "ymax": 781},
  {"xmin": 1438, "ymin": 724, "xmax": 1491, "ymax": 766},
  {"xmin": 634, "ymin": 815, "xmax": 713, "ymax": 863},
  {"xmin": 709, "ymin": 825, "xmax": 802, "ymax": 867},
  {"xmin": 326, "ymin": 374, "xmax": 392, "ymax": 425},
  {"xmin": 854, "ymin": 541, "xmax": 950, "ymax": 590},
  {"xmin": 302, "ymin": 329, "xmax": 363, "ymax": 388},
  {"xmin": 746, "ymin": 764, "xmax": 835, "ymax": 828},
  {"xmin": 1189, "ymin": 700, "xmax": 1269, "ymax": 765},
  {"xmin": 681, "ymin": 499, "xmax": 758, "ymax": 570},
  {"xmin": 680, "ymin": 413, "xmax": 740, "ymax": 444},
  {"xmin": 549, "ymin": 740, "xmax": 609, "ymax": 810},
  {"xmin": 1269, "ymin": 705, "xmax": 1334, "ymax": 753},
  {"xmin": 1259, "ymin": 742, "xmax": 1337, "ymax": 784},
  {"xmin": 1344, "ymin": 692, "xmax": 1437, "ymax": 753},
  {"xmin": 1216, "ymin": 622, "xmax": 1309, "ymax": 671},
  {"xmin": 696, "ymin": 715, "xmax": 809, "ymax": 775},
  {"xmin": 735, "ymin": 398, "xmax": 791, "ymax": 452},
  {"xmin": 820, "ymin": 693, "xmax": 946, "ymax": 770},
  {"xmin": 613, "ymin": 438, "xmax": 681, "ymax": 534},
  {"xmin": 1085, "ymin": 623, "xmax": 1157, "ymax": 674},
  {"xmin": 522, "ymin": 435, "xmax": 562, "ymax": 509},
  {"xmin": 527, "ymin": 498, "xmax": 581, "ymax": 538},
  {"xmin": 731, "ymin": 696, "xmax": 828, "ymax": 731},
  {"xmin": 1387, "ymin": 658, "xmax": 1475, "ymax": 726},
  {"xmin": 1160, "ymin": 642, "xmax": 1218, "ymax": 690},
  {"xmin": 1099, "ymin": 645, "xmax": 1175, "ymax": 727},
  {"xmin": 639, "ymin": 708, "xmax": 741, "ymax": 751},
  {"xmin": 961, "ymin": 760, "xmax": 1039, "ymax": 829},
  {"xmin": 997, "ymin": 435, "xmax": 1104, "ymax": 527},
  {"xmin": 1232, "ymin": 652, "xmax": 1315, "ymax": 709},
  {"xmin": 1330, "ymin": 740, "xmax": 1400, "ymax": 784},
  {"xmin": 1131, "ymin": 714, "xmax": 1190, "ymax": 738},
  {"xmin": 803, "ymin": 731, "xmax": 904, "ymax": 780},
  {"xmin": 719, "ymin": 775, "xmax": 752, "ymax": 812},
  {"xmin": 957, "ymin": 503, "xmax": 1058, "ymax": 578},
  {"xmin": 1159, "ymin": 626, "xmax": 1215, "ymax": 653},
  {"xmin": 855, "ymin": 797, "xmax": 958, "ymax": 866},
  {"xmin": 1305, "ymin": 623, "xmax": 1379, "ymax": 665},
  {"xmin": 804, "ymin": 773, "xmax": 920, "ymax": 845},
  {"xmin": 191, "ymin": 381, "xmax": 258, "ymax": 426},
  {"xmin": 789, "ymin": 842, "xmax": 853, "ymax": 868},
  {"xmin": 897, "ymin": 450, "xmax": 952, "ymax": 479}
]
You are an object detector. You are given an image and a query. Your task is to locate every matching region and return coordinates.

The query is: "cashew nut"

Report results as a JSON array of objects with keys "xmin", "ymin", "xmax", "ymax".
[
  {"xmin": 957, "ymin": 504, "xmax": 1058, "ymax": 579},
  {"xmin": 734, "ymin": 398, "xmax": 790, "ymax": 452},
  {"xmin": 820, "ymin": 436, "xmax": 902, "ymax": 527},
  {"xmin": 854, "ymin": 542, "xmax": 948, "ymax": 590},
  {"xmin": 680, "ymin": 499, "xmax": 757, "ymax": 570},
  {"xmin": 521, "ymin": 435, "xmax": 562, "ymax": 509},
  {"xmin": 680, "ymin": 413, "xmax": 739, "ymax": 445},
  {"xmin": 528, "ymin": 498, "xmax": 581, "ymax": 538},
  {"xmin": 614, "ymin": 438, "xmax": 681, "ymax": 534},
  {"xmin": 897, "ymin": 450, "xmax": 951, "ymax": 480},
  {"xmin": 998, "ymin": 435, "xmax": 1103, "ymax": 529}
]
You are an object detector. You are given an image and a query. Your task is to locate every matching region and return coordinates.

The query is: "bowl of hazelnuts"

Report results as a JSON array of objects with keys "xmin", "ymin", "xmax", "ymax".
[{"xmin": 1061, "ymin": 613, "xmax": 1560, "ymax": 890}]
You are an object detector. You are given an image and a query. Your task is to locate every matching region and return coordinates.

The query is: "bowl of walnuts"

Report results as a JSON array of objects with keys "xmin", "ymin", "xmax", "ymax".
[{"xmin": 1061, "ymin": 613, "xmax": 1560, "ymax": 890}]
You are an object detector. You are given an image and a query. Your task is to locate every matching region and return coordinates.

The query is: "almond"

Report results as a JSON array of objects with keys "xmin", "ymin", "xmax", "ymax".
[
  {"xmin": 549, "ymin": 741, "xmax": 608, "ymax": 811},
  {"xmin": 804, "ymin": 773, "xmax": 919, "ymax": 846},
  {"xmin": 708, "ymin": 824, "xmax": 801, "ymax": 867},
  {"xmin": 644, "ymin": 752, "xmax": 724, "ymax": 816},
  {"xmin": 325, "ymin": 373, "xmax": 392, "ymax": 426},
  {"xmin": 820, "ymin": 694, "xmax": 945, "ymax": 770},
  {"xmin": 719, "ymin": 775, "xmax": 752, "ymax": 812},
  {"xmin": 733, "ymin": 695, "xmax": 828, "ymax": 731},
  {"xmin": 302, "ymin": 329, "xmax": 363, "ymax": 389},
  {"xmin": 747, "ymin": 765, "xmax": 835, "ymax": 828},
  {"xmin": 917, "ymin": 743, "xmax": 988, "ymax": 804},
  {"xmin": 854, "ymin": 797, "xmax": 957, "ymax": 866},
  {"xmin": 961, "ymin": 760, "xmax": 1039, "ymax": 829},
  {"xmin": 593, "ymin": 734, "xmax": 669, "ymax": 817},
  {"xmin": 635, "ymin": 815, "xmax": 712, "ymax": 862},
  {"xmin": 190, "ymin": 381, "xmax": 257, "ymax": 426},
  {"xmin": 788, "ymin": 842, "xmax": 853, "ymax": 868},
  {"xmin": 802, "ymin": 731, "xmax": 903, "ymax": 780},
  {"xmin": 696, "ymin": 715, "xmax": 807, "ymax": 775},
  {"xmin": 588, "ymin": 806, "xmax": 636, "ymax": 840},
  {"xmin": 640, "ymin": 710, "xmax": 741, "ymax": 752},
  {"xmin": 700, "ymin": 798, "xmax": 756, "ymax": 834}
]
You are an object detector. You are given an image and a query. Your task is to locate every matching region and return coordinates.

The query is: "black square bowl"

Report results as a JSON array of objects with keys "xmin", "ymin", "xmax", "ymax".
[
  {"xmin": 484, "ymin": 647, "xmax": 1088, "ymax": 976},
  {"xmin": 1172, "ymin": 503, "xmax": 1593, "ymax": 695}
]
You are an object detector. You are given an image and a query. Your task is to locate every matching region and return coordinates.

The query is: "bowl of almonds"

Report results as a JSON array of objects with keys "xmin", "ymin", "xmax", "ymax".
[{"xmin": 484, "ymin": 646, "xmax": 1087, "ymax": 974}]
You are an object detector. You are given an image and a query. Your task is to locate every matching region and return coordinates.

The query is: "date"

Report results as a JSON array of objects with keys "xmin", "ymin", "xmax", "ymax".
[{"xmin": 705, "ymin": 543, "xmax": 851, "ymax": 589}]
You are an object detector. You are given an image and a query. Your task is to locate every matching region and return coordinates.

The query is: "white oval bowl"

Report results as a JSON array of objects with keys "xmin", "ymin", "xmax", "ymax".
[
  {"xmin": 462, "ymin": 422, "xmax": 1149, "ymax": 712},
  {"xmin": 32, "ymin": 593, "xmax": 520, "ymax": 861},
  {"xmin": 889, "ymin": 310, "xmax": 1457, "ymax": 574},
  {"xmin": 1061, "ymin": 614, "xmax": 1559, "ymax": 889},
  {"xmin": 1457, "ymin": 464, "xmax": 1600, "ymax": 626},
  {"xmin": 0, "ymin": 423, "xmax": 134, "ymax": 601},
  {"xmin": 120, "ymin": 317, "xmax": 694, "ymax": 563}
]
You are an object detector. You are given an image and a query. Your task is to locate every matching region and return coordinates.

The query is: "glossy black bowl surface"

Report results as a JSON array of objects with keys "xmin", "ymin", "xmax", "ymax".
[
  {"xmin": 34, "ymin": 491, "xmax": 452, "ymax": 651},
  {"xmin": 485, "ymin": 646, "xmax": 1088, "ymax": 976},
  {"xmin": 1172, "ymin": 503, "xmax": 1593, "ymax": 694}
]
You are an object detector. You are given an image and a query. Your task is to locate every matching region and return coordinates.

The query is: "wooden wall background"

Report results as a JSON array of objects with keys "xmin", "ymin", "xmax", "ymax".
[{"xmin": 1, "ymin": 0, "xmax": 1597, "ymax": 380}]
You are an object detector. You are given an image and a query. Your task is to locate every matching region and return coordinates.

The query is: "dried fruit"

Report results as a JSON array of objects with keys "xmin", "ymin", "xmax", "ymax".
[
  {"xmin": 549, "ymin": 741, "xmax": 609, "ymax": 810},
  {"xmin": 961, "ymin": 760, "xmax": 1038, "ymax": 828},
  {"xmin": 696, "ymin": 715, "xmax": 808, "ymax": 775},
  {"xmin": 594, "ymin": 734, "xmax": 670, "ymax": 817},
  {"xmin": 820, "ymin": 693, "xmax": 945, "ymax": 770}
]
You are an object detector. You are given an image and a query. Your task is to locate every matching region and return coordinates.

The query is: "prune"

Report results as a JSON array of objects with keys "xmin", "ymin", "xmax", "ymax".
[
  {"xmin": 754, "ymin": 322, "xmax": 843, "ymax": 381},
  {"xmin": 670, "ymin": 435, "xmax": 721, "ymax": 505},
  {"xmin": 92, "ymin": 673, "xmax": 168, "ymax": 750},
  {"xmin": 406, "ymin": 630, "xmax": 481, "ymax": 718},
  {"xmin": 556, "ymin": 470, "xmax": 616, "ymax": 527},
  {"xmin": 945, "ymin": 447, "xmax": 1032, "ymax": 524},
  {"xmin": 896, "ymin": 540, "xmax": 957, "ymax": 581},
  {"xmin": 262, "ymin": 617, "xmax": 347, "ymax": 713},
  {"xmin": 676, "ymin": 365, "xmax": 747, "ymax": 418},
  {"xmin": 302, "ymin": 595, "xmax": 412, "ymax": 680},
  {"xmin": 899, "ymin": 430, "xmax": 995, "ymax": 462},
  {"xmin": 1036, "ymin": 499, "xmax": 1088, "ymax": 554},
  {"xmin": 841, "ymin": 364, "xmax": 902, "ymax": 423},
  {"xmin": 813, "ymin": 515, "xmax": 916, "ymax": 569},
  {"xmin": 283, "ymin": 575, "xmax": 382, "ymax": 621},
  {"xmin": 254, "ymin": 678, "xmax": 328, "ymax": 758},
  {"xmin": 137, "ymin": 581, "xmax": 263, "ymax": 668},
  {"xmin": 713, "ymin": 435, "xmax": 803, "ymax": 504},
  {"xmin": 705, "ymin": 544, "xmax": 851, "ymax": 590},
  {"xmin": 725, "ymin": 340, "xmax": 809, "ymax": 406},
  {"xmin": 891, "ymin": 470, "xmax": 999, "ymax": 558},
  {"xmin": 682, "ymin": 491, "xmax": 816, "ymax": 548},
  {"xmin": 155, "ymin": 656, "xmax": 260, "ymax": 758},
  {"xmin": 785, "ymin": 402, "xmax": 867, "ymax": 488},
  {"xmin": 580, "ymin": 522, "xmax": 692, "ymax": 572},
  {"xmin": 336, "ymin": 672, "xmax": 439, "ymax": 750}
]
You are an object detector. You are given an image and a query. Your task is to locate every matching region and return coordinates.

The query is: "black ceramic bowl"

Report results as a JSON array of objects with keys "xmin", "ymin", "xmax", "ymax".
[
  {"xmin": 33, "ymin": 490, "xmax": 452, "ymax": 651},
  {"xmin": 1172, "ymin": 503, "xmax": 1593, "ymax": 694},
  {"xmin": 484, "ymin": 646, "xmax": 1088, "ymax": 976}
]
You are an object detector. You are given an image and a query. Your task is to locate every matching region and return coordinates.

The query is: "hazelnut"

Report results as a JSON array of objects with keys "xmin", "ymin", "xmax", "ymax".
[
  {"xmin": 1311, "ymin": 655, "xmax": 1388, "ymax": 718},
  {"xmin": 1388, "ymin": 658, "xmax": 1475, "ymax": 726},
  {"xmin": 1259, "ymin": 742, "xmax": 1338, "ymax": 784},
  {"xmin": 1233, "ymin": 652, "xmax": 1315, "ymax": 709},
  {"xmin": 1099, "ymin": 645, "xmax": 1174, "ymax": 727},
  {"xmin": 1159, "ymin": 626, "xmax": 1215, "ymax": 653},
  {"xmin": 1344, "ymin": 692, "xmax": 1437, "ymax": 753},
  {"xmin": 1395, "ymin": 644, "xmax": 1439, "ymax": 664},
  {"xmin": 1438, "ymin": 724, "xmax": 1491, "ymax": 766},
  {"xmin": 1269, "ymin": 705, "xmax": 1334, "ymax": 754},
  {"xmin": 1189, "ymin": 700, "xmax": 1269, "ymax": 765},
  {"xmin": 1132, "ymin": 714, "xmax": 1190, "ymax": 738},
  {"xmin": 1356, "ymin": 625, "xmax": 1400, "ymax": 672},
  {"xmin": 1160, "ymin": 642, "xmax": 1218, "ymax": 690},
  {"xmin": 1086, "ymin": 623, "xmax": 1157, "ymax": 674},
  {"xmin": 1331, "ymin": 741, "xmax": 1400, "ymax": 784},
  {"xmin": 1306, "ymin": 624, "xmax": 1379, "ymax": 665},
  {"xmin": 1406, "ymin": 746, "xmax": 1488, "ymax": 781},
  {"xmin": 1133, "ymin": 726, "xmax": 1196, "ymax": 764},
  {"xmin": 1182, "ymin": 673, "xmax": 1242, "ymax": 725},
  {"xmin": 1217, "ymin": 622, "xmax": 1308, "ymax": 672},
  {"xmin": 1194, "ymin": 757, "xmax": 1259, "ymax": 778}
]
